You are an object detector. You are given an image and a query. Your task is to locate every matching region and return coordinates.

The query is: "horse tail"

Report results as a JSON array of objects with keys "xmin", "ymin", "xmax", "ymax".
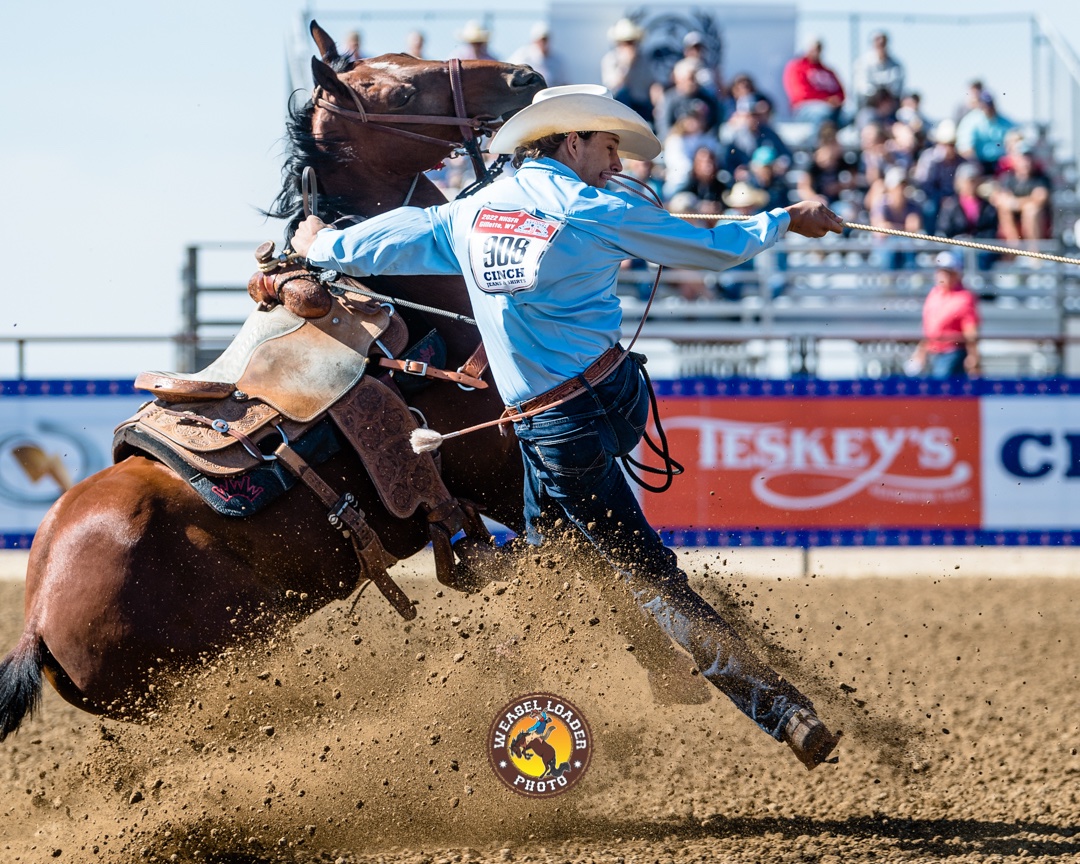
[{"xmin": 0, "ymin": 635, "xmax": 45, "ymax": 741}]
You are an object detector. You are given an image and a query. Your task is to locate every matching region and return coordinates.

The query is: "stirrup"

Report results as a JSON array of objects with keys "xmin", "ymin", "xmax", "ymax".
[{"xmin": 784, "ymin": 708, "xmax": 842, "ymax": 770}]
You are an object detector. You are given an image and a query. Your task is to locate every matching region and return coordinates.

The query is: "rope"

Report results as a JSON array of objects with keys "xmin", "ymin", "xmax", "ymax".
[
  {"xmin": 331, "ymin": 279, "xmax": 477, "ymax": 325},
  {"xmin": 670, "ymin": 212, "xmax": 1080, "ymax": 266}
]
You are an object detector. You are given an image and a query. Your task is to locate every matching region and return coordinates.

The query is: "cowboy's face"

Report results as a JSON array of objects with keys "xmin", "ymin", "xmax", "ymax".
[{"xmin": 566, "ymin": 131, "xmax": 623, "ymax": 187}]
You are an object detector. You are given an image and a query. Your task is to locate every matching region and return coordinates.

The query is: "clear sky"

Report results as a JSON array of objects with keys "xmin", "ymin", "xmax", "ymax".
[{"xmin": 3, "ymin": 0, "xmax": 1080, "ymax": 379}]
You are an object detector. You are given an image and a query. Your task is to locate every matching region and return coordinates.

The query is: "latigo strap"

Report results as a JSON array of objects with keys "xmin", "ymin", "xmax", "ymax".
[{"xmin": 273, "ymin": 439, "xmax": 416, "ymax": 621}]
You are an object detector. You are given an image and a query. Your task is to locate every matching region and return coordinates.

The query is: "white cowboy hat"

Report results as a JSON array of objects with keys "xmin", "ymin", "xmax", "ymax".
[
  {"xmin": 931, "ymin": 119, "xmax": 957, "ymax": 144},
  {"xmin": 488, "ymin": 84, "xmax": 662, "ymax": 160},
  {"xmin": 722, "ymin": 181, "xmax": 770, "ymax": 210},
  {"xmin": 608, "ymin": 18, "xmax": 644, "ymax": 43},
  {"xmin": 458, "ymin": 20, "xmax": 490, "ymax": 43}
]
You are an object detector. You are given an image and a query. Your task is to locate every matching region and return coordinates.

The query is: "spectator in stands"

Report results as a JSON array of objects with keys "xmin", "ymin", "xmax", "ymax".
[
  {"xmin": 661, "ymin": 110, "xmax": 720, "ymax": 200},
  {"xmin": 997, "ymin": 129, "xmax": 1049, "ymax": 176},
  {"xmin": 858, "ymin": 122, "xmax": 896, "ymax": 197},
  {"xmin": 719, "ymin": 94, "xmax": 792, "ymax": 176},
  {"xmin": 782, "ymin": 36, "xmax": 847, "ymax": 131},
  {"xmin": 896, "ymin": 92, "xmax": 929, "ymax": 135},
  {"xmin": 953, "ymin": 80, "xmax": 986, "ymax": 125},
  {"xmin": 510, "ymin": 22, "xmax": 568, "ymax": 87},
  {"xmin": 887, "ymin": 120, "xmax": 921, "ymax": 174},
  {"xmin": 668, "ymin": 148, "xmax": 729, "ymax": 301},
  {"xmin": 910, "ymin": 250, "xmax": 980, "ymax": 378},
  {"xmin": 853, "ymin": 31, "xmax": 905, "ymax": 107},
  {"xmin": 680, "ymin": 31, "xmax": 720, "ymax": 92},
  {"xmin": 868, "ymin": 166, "xmax": 923, "ymax": 270},
  {"xmin": 744, "ymin": 145, "xmax": 790, "ymax": 211},
  {"xmin": 797, "ymin": 122, "xmax": 859, "ymax": 217},
  {"xmin": 956, "ymin": 91, "xmax": 1015, "ymax": 173},
  {"xmin": 992, "ymin": 141, "xmax": 1052, "ymax": 242},
  {"xmin": 601, "ymin": 18, "xmax": 658, "ymax": 124},
  {"xmin": 914, "ymin": 119, "xmax": 967, "ymax": 235},
  {"xmin": 655, "ymin": 58, "xmax": 722, "ymax": 140},
  {"xmin": 453, "ymin": 21, "xmax": 498, "ymax": 61},
  {"xmin": 854, "ymin": 87, "xmax": 899, "ymax": 133},
  {"xmin": 722, "ymin": 72, "xmax": 757, "ymax": 118},
  {"xmin": 405, "ymin": 30, "xmax": 425, "ymax": 59},
  {"xmin": 935, "ymin": 163, "xmax": 999, "ymax": 272},
  {"xmin": 717, "ymin": 183, "xmax": 784, "ymax": 299},
  {"xmin": 341, "ymin": 30, "xmax": 363, "ymax": 64},
  {"xmin": 669, "ymin": 146, "xmax": 727, "ymax": 214}
]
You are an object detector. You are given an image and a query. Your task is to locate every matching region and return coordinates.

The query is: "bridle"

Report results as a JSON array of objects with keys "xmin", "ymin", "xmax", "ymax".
[{"xmin": 311, "ymin": 58, "xmax": 506, "ymax": 194}]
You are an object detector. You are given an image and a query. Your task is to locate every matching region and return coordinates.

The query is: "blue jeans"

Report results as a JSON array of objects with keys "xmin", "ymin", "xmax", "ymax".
[
  {"xmin": 511, "ymin": 355, "xmax": 809, "ymax": 739},
  {"xmin": 926, "ymin": 348, "xmax": 967, "ymax": 378}
]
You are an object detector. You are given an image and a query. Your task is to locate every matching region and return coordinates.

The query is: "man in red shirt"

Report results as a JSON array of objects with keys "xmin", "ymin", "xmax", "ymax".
[
  {"xmin": 910, "ymin": 251, "xmax": 980, "ymax": 378},
  {"xmin": 783, "ymin": 37, "xmax": 847, "ymax": 131}
]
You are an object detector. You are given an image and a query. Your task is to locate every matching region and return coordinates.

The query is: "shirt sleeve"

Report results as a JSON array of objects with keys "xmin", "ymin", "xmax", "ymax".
[
  {"xmin": 594, "ymin": 196, "xmax": 791, "ymax": 271},
  {"xmin": 305, "ymin": 206, "xmax": 460, "ymax": 277}
]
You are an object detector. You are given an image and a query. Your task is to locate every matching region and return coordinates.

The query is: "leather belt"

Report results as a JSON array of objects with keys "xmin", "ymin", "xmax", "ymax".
[{"xmin": 502, "ymin": 346, "xmax": 626, "ymax": 421}]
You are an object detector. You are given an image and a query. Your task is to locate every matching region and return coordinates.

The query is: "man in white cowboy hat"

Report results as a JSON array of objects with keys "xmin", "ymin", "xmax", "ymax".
[
  {"xmin": 509, "ymin": 22, "xmax": 567, "ymax": 87},
  {"xmin": 292, "ymin": 85, "xmax": 844, "ymax": 769},
  {"xmin": 452, "ymin": 19, "xmax": 497, "ymax": 62},
  {"xmin": 601, "ymin": 17, "xmax": 658, "ymax": 123}
]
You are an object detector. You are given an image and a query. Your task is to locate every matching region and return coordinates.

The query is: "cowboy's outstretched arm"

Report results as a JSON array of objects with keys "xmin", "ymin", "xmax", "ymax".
[{"xmin": 296, "ymin": 210, "xmax": 459, "ymax": 277}]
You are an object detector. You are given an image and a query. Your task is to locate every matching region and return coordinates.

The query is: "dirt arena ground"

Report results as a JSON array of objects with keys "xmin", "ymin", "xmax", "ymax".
[{"xmin": 1, "ymin": 545, "xmax": 1078, "ymax": 864}]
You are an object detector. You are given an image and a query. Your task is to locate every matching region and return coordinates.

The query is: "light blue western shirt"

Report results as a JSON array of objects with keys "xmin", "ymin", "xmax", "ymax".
[{"xmin": 307, "ymin": 157, "xmax": 790, "ymax": 405}]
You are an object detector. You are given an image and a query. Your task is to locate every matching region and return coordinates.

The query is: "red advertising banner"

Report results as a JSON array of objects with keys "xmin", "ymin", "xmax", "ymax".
[{"xmin": 643, "ymin": 397, "xmax": 982, "ymax": 530}]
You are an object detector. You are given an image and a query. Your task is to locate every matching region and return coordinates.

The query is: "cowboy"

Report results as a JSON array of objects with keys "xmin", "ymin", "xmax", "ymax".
[{"xmin": 291, "ymin": 85, "xmax": 844, "ymax": 769}]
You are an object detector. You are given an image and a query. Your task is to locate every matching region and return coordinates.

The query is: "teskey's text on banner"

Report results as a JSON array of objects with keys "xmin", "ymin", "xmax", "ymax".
[{"xmin": 640, "ymin": 383, "xmax": 1080, "ymax": 539}]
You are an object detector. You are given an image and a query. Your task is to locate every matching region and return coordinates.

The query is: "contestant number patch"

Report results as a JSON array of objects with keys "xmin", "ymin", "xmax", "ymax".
[{"xmin": 469, "ymin": 208, "xmax": 561, "ymax": 294}]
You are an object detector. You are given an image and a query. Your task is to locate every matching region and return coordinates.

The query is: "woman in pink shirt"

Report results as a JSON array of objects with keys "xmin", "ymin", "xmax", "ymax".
[{"xmin": 911, "ymin": 250, "xmax": 980, "ymax": 377}]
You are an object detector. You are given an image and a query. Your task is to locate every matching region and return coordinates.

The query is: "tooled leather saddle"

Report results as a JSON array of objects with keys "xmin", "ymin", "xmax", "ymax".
[{"xmin": 113, "ymin": 248, "xmax": 493, "ymax": 621}]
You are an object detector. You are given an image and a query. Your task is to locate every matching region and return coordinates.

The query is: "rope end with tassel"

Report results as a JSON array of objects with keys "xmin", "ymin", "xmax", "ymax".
[{"xmin": 411, "ymin": 427, "xmax": 445, "ymax": 453}]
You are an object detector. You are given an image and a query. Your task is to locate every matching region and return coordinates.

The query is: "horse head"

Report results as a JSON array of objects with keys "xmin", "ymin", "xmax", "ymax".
[{"xmin": 266, "ymin": 21, "xmax": 546, "ymax": 231}]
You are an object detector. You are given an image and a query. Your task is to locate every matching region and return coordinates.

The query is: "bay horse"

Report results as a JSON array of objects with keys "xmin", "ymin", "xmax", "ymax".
[{"xmin": 0, "ymin": 22, "xmax": 544, "ymax": 737}]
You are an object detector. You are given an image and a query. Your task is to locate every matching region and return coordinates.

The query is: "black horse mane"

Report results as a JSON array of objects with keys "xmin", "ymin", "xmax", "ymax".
[{"xmin": 263, "ymin": 92, "xmax": 361, "ymax": 239}]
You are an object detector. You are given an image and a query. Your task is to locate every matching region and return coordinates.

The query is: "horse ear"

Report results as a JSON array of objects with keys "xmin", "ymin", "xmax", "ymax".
[
  {"xmin": 309, "ymin": 19, "xmax": 340, "ymax": 63},
  {"xmin": 311, "ymin": 57, "xmax": 352, "ymax": 101}
]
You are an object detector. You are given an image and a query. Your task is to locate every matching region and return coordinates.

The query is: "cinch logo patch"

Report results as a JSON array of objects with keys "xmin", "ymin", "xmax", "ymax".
[
  {"xmin": 487, "ymin": 693, "xmax": 592, "ymax": 797},
  {"xmin": 468, "ymin": 208, "xmax": 561, "ymax": 295}
]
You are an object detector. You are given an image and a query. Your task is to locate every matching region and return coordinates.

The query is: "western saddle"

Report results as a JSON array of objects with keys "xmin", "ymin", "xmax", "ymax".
[{"xmin": 115, "ymin": 247, "xmax": 497, "ymax": 621}]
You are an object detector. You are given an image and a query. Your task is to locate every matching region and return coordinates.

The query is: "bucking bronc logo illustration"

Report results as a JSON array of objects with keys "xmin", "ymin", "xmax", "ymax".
[{"xmin": 487, "ymin": 693, "xmax": 592, "ymax": 797}]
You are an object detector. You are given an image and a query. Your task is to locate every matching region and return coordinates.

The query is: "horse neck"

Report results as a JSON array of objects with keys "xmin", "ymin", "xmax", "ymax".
[
  {"xmin": 324, "ymin": 170, "xmax": 482, "ymax": 359},
  {"xmin": 321, "ymin": 166, "xmax": 441, "ymax": 215}
]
